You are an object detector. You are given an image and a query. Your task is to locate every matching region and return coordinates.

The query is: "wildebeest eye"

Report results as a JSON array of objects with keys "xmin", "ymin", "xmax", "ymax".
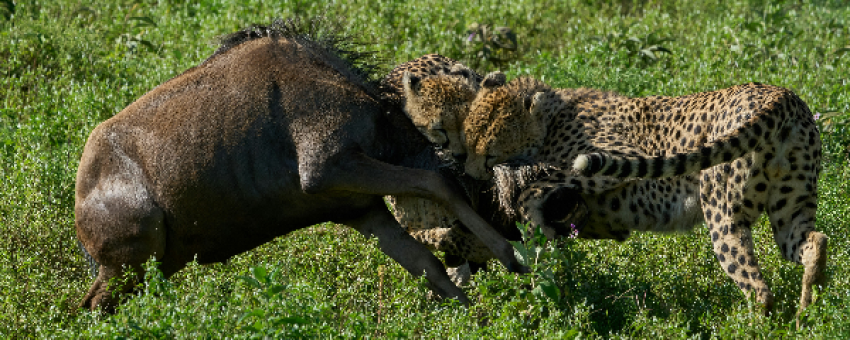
[{"xmin": 485, "ymin": 155, "xmax": 499, "ymax": 167}]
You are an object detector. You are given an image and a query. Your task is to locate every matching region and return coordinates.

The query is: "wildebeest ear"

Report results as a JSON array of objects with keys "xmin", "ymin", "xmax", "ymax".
[
  {"xmin": 402, "ymin": 71, "xmax": 422, "ymax": 95},
  {"xmin": 481, "ymin": 72, "xmax": 506, "ymax": 89}
]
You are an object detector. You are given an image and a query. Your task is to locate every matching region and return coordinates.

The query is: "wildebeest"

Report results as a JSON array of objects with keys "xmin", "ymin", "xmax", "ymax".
[{"xmin": 74, "ymin": 18, "xmax": 527, "ymax": 312}]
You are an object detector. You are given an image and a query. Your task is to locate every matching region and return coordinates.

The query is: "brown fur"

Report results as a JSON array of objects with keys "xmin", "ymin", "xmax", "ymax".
[{"xmin": 74, "ymin": 20, "xmax": 527, "ymax": 312}]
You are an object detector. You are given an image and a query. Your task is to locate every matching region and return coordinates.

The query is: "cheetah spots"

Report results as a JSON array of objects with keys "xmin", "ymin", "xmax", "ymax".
[
  {"xmin": 773, "ymin": 198, "xmax": 787, "ymax": 211},
  {"xmin": 610, "ymin": 197, "xmax": 621, "ymax": 211}
]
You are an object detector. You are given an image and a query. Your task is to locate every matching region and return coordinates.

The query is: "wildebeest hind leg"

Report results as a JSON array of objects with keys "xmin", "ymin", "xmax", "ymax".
[
  {"xmin": 76, "ymin": 180, "xmax": 168, "ymax": 312},
  {"xmin": 301, "ymin": 152, "xmax": 527, "ymax": 274},
  {"xmin": 345, "ymin": 205, "xmax": 471, "ymax": 305}
]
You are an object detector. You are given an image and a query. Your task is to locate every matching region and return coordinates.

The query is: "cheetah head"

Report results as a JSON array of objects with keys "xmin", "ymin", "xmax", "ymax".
[
  {"xmin": 462, "ymin": 73, "xmax": 553, "ymax": 180},
  {"xmin": 402, "ymin": 64, "xmax": 480, "ymax": 159}
]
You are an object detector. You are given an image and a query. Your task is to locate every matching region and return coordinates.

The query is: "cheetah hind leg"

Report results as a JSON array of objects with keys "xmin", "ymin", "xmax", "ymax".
[
  {"xmin": 444, "ymin": 254, "xmax": 474, "ymax": 287},
  {"xmin": 798, "ymin": 231, "xmax": 828, "ymax": 326}
]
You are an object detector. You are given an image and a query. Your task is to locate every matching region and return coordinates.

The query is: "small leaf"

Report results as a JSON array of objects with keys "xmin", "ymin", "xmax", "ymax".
[
  {"xmin": 562, "ymin": 329, "xmax": 581, "ymax": 340},
  {"xmin": 266, "ymin": 284, "xmax": 286, "ymax": 296},
  {"xmin": 238, "ymin": 308, "xmax": 265, "ymax": 323},
  {"xmin": 510, "ymin": 240, "xmax": 528, "ymax": 265},
  {"xmin": 648, "ymin": 45, "xmax": 672, "ymax": 54},
  {"xmin": 136, "ymin": 39, "xmax": 157, "ymax": 52},
  {"xmin": 252, "ymin": 266, "xmax": 268, "ymax": 284},
  {"xmin": 237, "ymin": 275, "xmax": 262, "ymax": 289},
  {"xmin": 539, "ymin": 281, "xmax": 561, "ymax": 300},
  {"xmin": 172, "ymin": 48, "xmax": 183, "ymax": 61},
  {"xmin": 128, "ymin": 16, "xmax": 157, "ymax": 27},
  {"xmin": 268, "ymin": 268, "xmax": 280, "ymax": 282},
  {"xmin": 640, "ymin": 49, "xmax": 657, "ymax": 60},
  {"xmin": 540, "ymin": 267, "xmax": 556, "ymax": 281},
  {"xmin": 532, "ymin": 285, "xmax": 545, "ymax": 298},
  {"xmin": 273, "ymin": 316, "xmax": 310, "ymax": 325},
  {"xmin": 241, "ymin": 324, "xmax": 260, "ymax": 333}
]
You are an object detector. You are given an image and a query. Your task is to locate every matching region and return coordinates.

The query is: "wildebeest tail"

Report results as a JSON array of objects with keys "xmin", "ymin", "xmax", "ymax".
[{"xmin": 77, "ymin": 238, "xmax": 99, "ymax": 278}]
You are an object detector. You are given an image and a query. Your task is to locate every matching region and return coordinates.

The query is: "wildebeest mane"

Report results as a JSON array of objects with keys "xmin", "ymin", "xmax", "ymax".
[{"xmin": 208, "ymin": 17, "xmax": 388, "ymax": 88}]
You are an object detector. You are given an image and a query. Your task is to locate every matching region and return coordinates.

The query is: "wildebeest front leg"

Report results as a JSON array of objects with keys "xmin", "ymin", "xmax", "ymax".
[
  {"xmin": 300, "ymin": 152, "xmax": 528, "ymax": 274},
  {"xmin": 345, "ymin": 205, "xmax": 471, "ymax": 305}
]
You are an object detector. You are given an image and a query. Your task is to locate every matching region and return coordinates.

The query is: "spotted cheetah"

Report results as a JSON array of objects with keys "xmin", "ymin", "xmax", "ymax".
[
  {"xmin": 383, "ymin": 56, "xmax": 584, "ymax": 285},
  {"xmin": 381, "ymin": 54, "xmax": 489, "ymax": 279},
  {"xmin": 419, "ymin": 72, "xmax": 828, "ymax": 317},
  {"xmin": 381, "ymin": 55, "xmax": 520, "ymax": 284},
  {"xmin": 395, "ymin": 60, "xmax": 485, "ymax": 158}
]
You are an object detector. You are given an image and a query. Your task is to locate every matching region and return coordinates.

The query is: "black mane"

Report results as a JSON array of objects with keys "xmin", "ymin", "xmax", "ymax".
[{"xmin": 209, "ymin": 17, "xmax": 388, "ymax": 86}]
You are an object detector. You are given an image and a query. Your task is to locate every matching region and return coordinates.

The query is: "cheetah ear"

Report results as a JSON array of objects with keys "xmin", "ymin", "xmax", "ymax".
[
  {"xmin": 528, "ymin": 92, "xmax": 548, "ymax": 117},
  {"xmin": 481, "ymin": 71, "xmax": 507, "ymax": 89},
  {"xmin": 402, "ymin": 71, "xmax": 422, "ymax": 96},
  {"xmin": 450, "ymin": 64, "xmax": 481, "ymax": 89},
  {"xmin": 448, "ymin": 64, "xmax": 473, "ymax": 79}
]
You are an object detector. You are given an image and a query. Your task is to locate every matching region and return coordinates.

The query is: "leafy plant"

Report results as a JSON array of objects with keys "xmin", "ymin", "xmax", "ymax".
[
  {"xmin": 113, "ymin": 15, "xmax": 160, "ymax": 56},
  {"xmin": 510, "ymin": 222, "xmax": 579, "ymax": 303},
  {"xmin": 463, "ymin": 23, "xmax": 519, "ymax": 69},
  {"xmin": 592, "ymin": 27, "xmax": 674, "ymax": 67},
  {"xmin": 236, "ymin": 266, "xmax": 311, "ymax": 336},
  {"xmin": 728, "ymin": 5, "xmax": 805, "ymax": 69}
]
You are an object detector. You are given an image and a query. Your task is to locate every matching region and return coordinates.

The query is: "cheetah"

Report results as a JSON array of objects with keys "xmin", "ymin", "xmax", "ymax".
[
  {"xmin": 395, "ymin": 59, "xmax": 485, "ymax": 158},
  {"xmin": 383, "ymin": 56, "xmax": 585, "ymax": 284},
  {"xmin": 381, "ymin": 55, "xmax": 518, "ymax": 284},
  {"xmin": 381, "ymin": 54, "xmax": 489, "ymax": 280},
  {"xmin": 430, "ymin": 72, "xmax": 827, "ymax": 317}
]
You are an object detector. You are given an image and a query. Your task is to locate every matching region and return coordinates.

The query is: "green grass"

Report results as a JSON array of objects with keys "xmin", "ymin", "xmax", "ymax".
[{"xmin": 2, "ymin": 0, "xmax": 849, "ymax": 338}]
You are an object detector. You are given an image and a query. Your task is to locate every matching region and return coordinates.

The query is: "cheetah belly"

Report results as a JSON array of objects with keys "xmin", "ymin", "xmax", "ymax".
[{"xmin": 581, "ymin": 177, "xmax": 704, "ymax": 236}]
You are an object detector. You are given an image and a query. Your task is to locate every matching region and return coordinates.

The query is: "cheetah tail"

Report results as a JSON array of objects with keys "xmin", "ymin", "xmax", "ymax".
[{"xmin": 573, "ymin": 111, "xmax": 783, "ymax": 179}]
